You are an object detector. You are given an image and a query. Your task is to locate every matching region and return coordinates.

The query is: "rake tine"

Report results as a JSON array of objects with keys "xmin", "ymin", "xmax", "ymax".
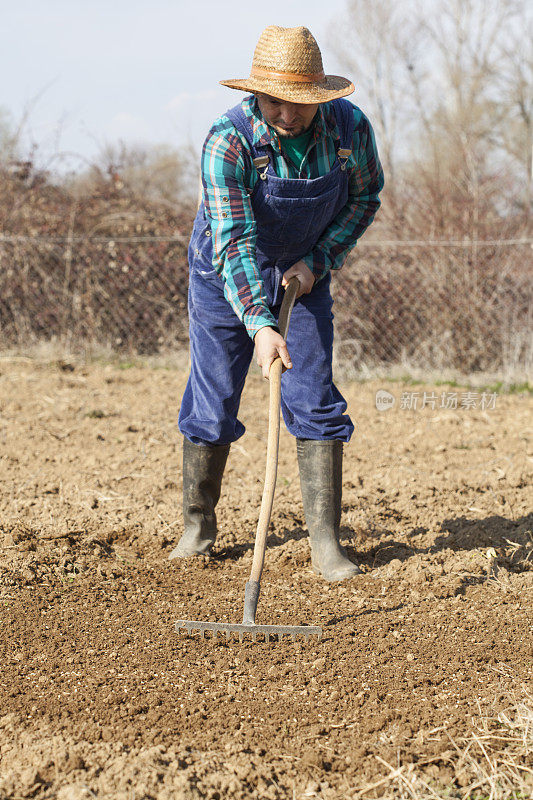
[{"xmin": 174, "ymin": 621, "xmax": 322, "ymax": 642}]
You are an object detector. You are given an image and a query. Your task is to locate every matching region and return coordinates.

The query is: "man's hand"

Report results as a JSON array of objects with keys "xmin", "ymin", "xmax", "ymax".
[
  {"xmin": 254, "ymin": 326, "xmax": 292, "ymax": 379},
  {"xmin": 282, "ymin": 260, "xmax": 315, "ymax": 298}
]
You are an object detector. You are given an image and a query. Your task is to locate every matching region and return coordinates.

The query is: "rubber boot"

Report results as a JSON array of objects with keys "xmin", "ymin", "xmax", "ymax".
[
  {"xmin": 297, "ymin": 439, "xmax": 360, "ymax": 581},
  {"xmin": 168, "ymin": 438, "xmax": 230, "ymax": 559}
]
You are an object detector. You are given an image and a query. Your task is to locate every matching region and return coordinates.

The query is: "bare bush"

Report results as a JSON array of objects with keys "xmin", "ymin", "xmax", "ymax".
[
  {"xmin": 63, "ymin": 140, "xmax": 198, "ymax": 206},
  {"xmin": 0, "ymin": 167, "xmax": 194, "ymax": 355}
]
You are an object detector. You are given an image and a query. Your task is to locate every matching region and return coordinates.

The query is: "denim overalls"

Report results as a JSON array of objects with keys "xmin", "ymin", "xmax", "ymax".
[{"xmin": 178, "ymin": 98, "xmax": 355, "ymax": 446}]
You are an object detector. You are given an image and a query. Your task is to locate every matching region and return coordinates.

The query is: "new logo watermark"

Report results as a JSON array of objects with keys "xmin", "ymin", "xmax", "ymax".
[
  {"xmin": 375, "ymin": 389, "xmax": 396, "ymax": 411},
  {"xmin": 375, "ymin": 389, "xmax": 498, "ymax": 412}
]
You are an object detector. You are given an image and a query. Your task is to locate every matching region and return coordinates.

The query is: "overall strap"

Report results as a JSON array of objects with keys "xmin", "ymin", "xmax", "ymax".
[
  {"xmin": 225, "ymin": 100, "xmax": 270, "ymax": 180},
  {"xmin": 331, "ymin": 98, "xmax": 354, "ymax": 171}
]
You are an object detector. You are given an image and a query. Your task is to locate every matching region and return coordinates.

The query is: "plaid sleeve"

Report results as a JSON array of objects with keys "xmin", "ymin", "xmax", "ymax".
[
  {"xmin": 201, "ymin": 123, "xmax": 277, "ymax": 339},
  {"xmin": 302, "ymin": 109, "xmax": 385, "ymax": 282}
]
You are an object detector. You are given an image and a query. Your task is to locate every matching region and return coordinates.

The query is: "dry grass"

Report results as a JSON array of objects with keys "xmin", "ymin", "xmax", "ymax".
[{"xmin": 352, "ymin": 693, "xmax": 532, "ymax": 800}]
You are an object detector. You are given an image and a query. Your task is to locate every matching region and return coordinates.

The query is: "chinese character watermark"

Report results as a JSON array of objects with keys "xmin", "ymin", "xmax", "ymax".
[{"xmin": 376, "ymin": 389, "xmax": 498, "ymax": 412}]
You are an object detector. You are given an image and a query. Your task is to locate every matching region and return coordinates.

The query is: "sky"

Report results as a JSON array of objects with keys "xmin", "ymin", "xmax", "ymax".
[{"xmin": 1, "ymin": 0, "xmax": 350, "ymax": 172}]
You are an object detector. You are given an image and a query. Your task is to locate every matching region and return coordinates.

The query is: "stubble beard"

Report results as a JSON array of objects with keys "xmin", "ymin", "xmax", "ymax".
[{"xmin": 275, "ymin": 123, "xmax": 307, "ymax": 139}]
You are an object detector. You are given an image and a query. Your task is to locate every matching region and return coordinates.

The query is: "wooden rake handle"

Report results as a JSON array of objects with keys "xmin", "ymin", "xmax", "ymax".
[{"xmin": 242, "ymin": 276, "xmax": 300, "ymax": 624}]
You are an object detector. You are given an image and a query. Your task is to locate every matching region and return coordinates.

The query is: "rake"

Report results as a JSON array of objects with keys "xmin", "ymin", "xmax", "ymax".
[{"xmin": 175, "ymin": 276, "xmax": 322, "ymax": 643}]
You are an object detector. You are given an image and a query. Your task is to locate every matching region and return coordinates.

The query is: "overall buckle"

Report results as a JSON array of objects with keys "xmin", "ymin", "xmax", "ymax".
[
  {"xmin": 253, "ymin": 155, "xmax": 269, "ymax": 180},
  {"xmin": 337, "ymin": 148, "xmax": 352, "ymax": 172}
]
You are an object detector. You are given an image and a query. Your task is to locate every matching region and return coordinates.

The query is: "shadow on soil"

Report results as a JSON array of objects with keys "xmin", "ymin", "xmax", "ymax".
[
  {"xmin": 213, "ymin": 513, "xmax": 532, "ymax": 572},
  {"xmin": 342, "ymin": 512, "xmax": 532, "ymax": 566},
  {"xmin": 214, "ymin": 524, "xmax": 309, "ymax": 560}
]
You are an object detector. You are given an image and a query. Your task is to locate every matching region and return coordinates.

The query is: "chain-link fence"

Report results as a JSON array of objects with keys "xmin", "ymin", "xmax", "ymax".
[
  {"xmin": 332, "ymin": 239, "xmax": 532, "ymax": 377},
  {"xmin": 0, "ymin": 233, "xmax": 531, "ymax": 378},
  {"xmin": 0, "ymin": 234, "xmax": 190, "ymax": 355}
]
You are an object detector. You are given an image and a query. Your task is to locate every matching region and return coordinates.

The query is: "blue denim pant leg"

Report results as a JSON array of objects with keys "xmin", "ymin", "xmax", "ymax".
[
  {"xmin": 178, "ymin": 272, "xmax": 254, "ymax": 445},
  {"xmin": 279, "ymin": 278, "xmax": 354, "ymax": 442}
]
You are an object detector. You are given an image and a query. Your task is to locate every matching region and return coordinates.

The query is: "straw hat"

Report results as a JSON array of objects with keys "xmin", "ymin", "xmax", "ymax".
[{"xmin": 220, "ymin": 25, "xmax": 354, "ymax": 104}]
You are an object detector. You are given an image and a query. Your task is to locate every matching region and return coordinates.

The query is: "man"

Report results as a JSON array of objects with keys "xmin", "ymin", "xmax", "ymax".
[{"xmin": 169, "ymin": 25, "xmax": 384, "ymax": 580}]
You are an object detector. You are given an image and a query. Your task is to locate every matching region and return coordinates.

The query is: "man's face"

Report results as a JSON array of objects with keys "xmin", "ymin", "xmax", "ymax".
[{"xmin": 255, "ymin": 93, "xmax": 319, "ymax": 138}]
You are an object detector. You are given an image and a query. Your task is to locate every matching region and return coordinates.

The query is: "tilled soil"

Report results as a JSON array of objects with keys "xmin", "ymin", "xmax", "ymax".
[{"xmin": 0, "ymin": 360, "xmax": 531, "ymax": 799}]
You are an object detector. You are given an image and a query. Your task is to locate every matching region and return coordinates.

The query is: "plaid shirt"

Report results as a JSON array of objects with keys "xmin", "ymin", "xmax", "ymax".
[{"xmin": 201, "ymin": 95, "xmax": 384, "ymax": 338}]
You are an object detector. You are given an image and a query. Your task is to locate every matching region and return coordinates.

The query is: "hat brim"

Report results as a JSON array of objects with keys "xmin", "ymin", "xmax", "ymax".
[{"xmin": 219, "ymin": 74, "xmax": 354, "ymax": 104}]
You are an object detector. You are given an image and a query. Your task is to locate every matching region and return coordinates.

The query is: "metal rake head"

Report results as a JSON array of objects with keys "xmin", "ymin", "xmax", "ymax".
[{"xmin": 175, "ymin": 619, "xmax": 322, "ymax": 643}]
